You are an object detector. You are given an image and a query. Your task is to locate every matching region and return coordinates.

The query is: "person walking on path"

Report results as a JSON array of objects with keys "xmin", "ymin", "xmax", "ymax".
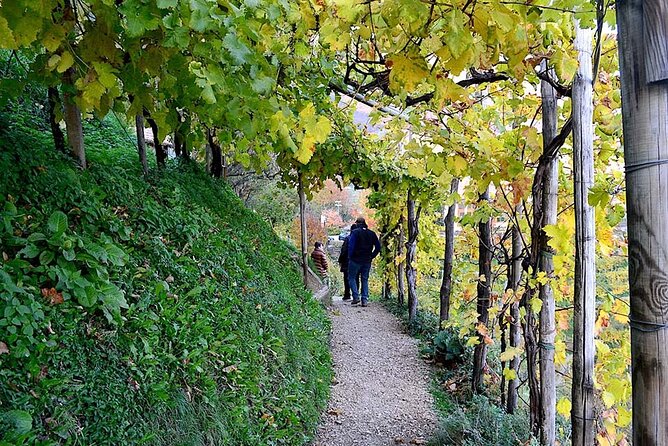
[
  {"xmin": 338, "ymin": 224, "xmax": 360, "ymax": 301},
  {"xmin": 347, "ymin": 217, "xmax": 380, "ymax": 307},
  {"xmin": 311, "ymin": 241, "xmax": 329, "ymax": 280}
]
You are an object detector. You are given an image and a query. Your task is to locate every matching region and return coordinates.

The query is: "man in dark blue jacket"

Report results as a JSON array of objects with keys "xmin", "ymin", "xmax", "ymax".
[{"xmin": 347, "ymin": 216, "xmax": 381, "ymax": 307}]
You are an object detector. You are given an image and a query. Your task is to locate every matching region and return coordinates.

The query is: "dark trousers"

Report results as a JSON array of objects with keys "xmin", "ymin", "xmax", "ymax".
[{"xmin": 342, "ymin": 269, "xmax": 360, "ymax": 299}]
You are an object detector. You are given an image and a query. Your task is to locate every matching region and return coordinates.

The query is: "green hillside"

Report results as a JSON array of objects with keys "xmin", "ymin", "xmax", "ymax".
[{"xmin": 0, "ymin": 108, "xmax": 331, "ymax": 445}]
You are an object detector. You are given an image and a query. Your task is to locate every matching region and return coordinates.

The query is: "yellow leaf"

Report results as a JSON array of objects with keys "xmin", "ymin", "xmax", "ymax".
[
  {"xmin": 0, "ymin": 16, "xmax": 16, "ymax": 49},
  {"xmin": 502, "ymin": 367, "xmax": 517, "ymax": 381},
  {"xmin": 56, "ymin": 51, "xmax": 74, "ymax": 73},
  {"xmin": 596, "ymin": 434, "xmax": 613, "ymax": 446},
  {"xmin": 450, "ymin": 154, "xmax": 467, "ymax": 175},
  {"xmin": 530, "ymin": 297, "xmax": 542, "ymax": 313},
  {"xmin": 47, "ymin": 54, "xmax": 61, "ymax": 70},
  {"xmin": 466, "ymin": 336, "xmax": 480, "ymax": 347},
  {"xmin": 434, "ymin": 77, "xmax": 468, "ymax": 105},
  {"xmin": 595, "ymin": 339, "xmax": 610, "ymax": 355},
  {"xmin": 499, "ymin": 347, "xmax": 522, "ymax": 362},
  {"xmin": 388, "ymin": 54, "xmax": 429, "ymax": 93},
  {"xmin": 602, "ymin": 390, "xmax": 615, "ymax": 408},
  {"xmin": 617, "ymin": 406, "xmax": 631, "ymax": 428},
  {"xmin": 554, "ymin": 339, "xmax": 567, "ymax": 366},
  {"xmin": 552, "ymin": 47, "xmax": 579, "ymax": 81},
  {"xmin": 556, "ymin": 397, "xmax": 571, "ymax": 418},
  {"xmin": 92, "ymin": 62, "xmax": 117, "ymax": 89}
]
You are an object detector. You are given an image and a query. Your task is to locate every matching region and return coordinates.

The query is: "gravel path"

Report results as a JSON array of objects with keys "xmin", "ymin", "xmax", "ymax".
[{"xmin": 314, "ymin": 296, "xmax": 439, "ymax": 446}]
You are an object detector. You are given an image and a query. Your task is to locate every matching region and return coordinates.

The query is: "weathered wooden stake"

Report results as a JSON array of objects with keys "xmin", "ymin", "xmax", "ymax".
[
  {"xmin": 617, "ymin": 0, "xmax": 668, "ymax": 443},
  {"xmin": 571, "ymin": 20, "xmax": 597, "ymax": 446}
]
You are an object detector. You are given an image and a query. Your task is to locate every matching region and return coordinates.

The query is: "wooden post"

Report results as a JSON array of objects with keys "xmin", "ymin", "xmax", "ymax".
[
  {"xmin": 135, "ymin": 114, "xmax": 148, "ymax": 177},
  {"xmin": 397, "ymin": 215, "xmax": 406, "ymax": 306},
  {"xmin": 47, "ymin": 87, "xmax": 66, "ymax": 153},
  {"xmin": 617, "ymin": 0, "xmax": 668, "ymax": 443},
  {"xmin": 298, "ymin": 175, "xmax": 308, "ymax": 287},
  {"xmin": 643, "ymin": 0, "xmax": 668, "ymax": 84},
  {"xmin": 62, "ymin": 68, "xmax": 86, "ymax": 169},
  {"xmin": 571, "ymin": 20, "xmax": 597, "ymax": 446},
  {"xmin": 472, "ymin": 188, "xmax": 492, "ymax": 394},
  {"xmin": 539, "ymin": 60, "xmax": 558, "ymax": 446},
  {"xmin": 506, "ymin": 213, "xmax": 523, "ymax": 413},
  {"xmin": 145, "ymin": 115, "xmax": 166, "ymax": 167},
  {"xmin": 406, "ymin": 190, "xmax": 420, "ymax": 324},
  {"xmin": 439, "ymin": 178, "xmax": 459, "ymax": 324}
]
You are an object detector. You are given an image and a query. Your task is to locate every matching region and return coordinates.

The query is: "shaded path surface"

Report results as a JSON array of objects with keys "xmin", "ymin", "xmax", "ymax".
[{"xmin": 314, "ymin": 296, "xmax": 438, "ymax": 446}]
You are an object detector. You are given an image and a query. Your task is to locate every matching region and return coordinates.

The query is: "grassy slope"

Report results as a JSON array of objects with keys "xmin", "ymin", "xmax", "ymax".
[{"xmin": 0, "ymin": 111, "xmax": 331, "ymax": 445}]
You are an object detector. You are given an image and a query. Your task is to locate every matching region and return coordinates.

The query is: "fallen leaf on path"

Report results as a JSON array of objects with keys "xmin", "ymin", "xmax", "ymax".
[
  {"xmin": 410, "ymin": 438, "xmax": 427, "ymax": 445},
  {"xmin": 327, "ymin": 408, "xmax": 342, "ymax": 416},
  {"xmin": 394, "ymin": 438, "xmax": 406, "ymax": 444}
]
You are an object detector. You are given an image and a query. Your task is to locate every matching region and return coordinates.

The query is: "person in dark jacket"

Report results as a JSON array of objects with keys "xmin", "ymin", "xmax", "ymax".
[
  {"xmin": 338, "ymin": 224, "xmax": 359, "ymax": 301},
  {"xmin": 311, "ymin": 241, "xmax": 328, "ymax": 278},
  {"xmin": 347, "ymin": 217, "xmax": 381, "ymax": 307}
]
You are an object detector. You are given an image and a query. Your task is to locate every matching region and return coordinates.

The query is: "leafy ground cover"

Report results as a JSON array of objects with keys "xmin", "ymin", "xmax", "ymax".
[
  {"xmin": 0, "ymin": 107, "xmax": 332, "ymax": 445},
  {"xmin": 379, "ymin": 295, "xmax": 536, "ymax": 445}
]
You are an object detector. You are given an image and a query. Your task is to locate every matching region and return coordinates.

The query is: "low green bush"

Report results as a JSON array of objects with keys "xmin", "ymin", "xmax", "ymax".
[
  {"xmin": 0, "ymin": 111, "xmax": 331, "ymax": 445},
  {"xmin": 430, "ymin": 394, "xmax": 536, "ymax": 446}
]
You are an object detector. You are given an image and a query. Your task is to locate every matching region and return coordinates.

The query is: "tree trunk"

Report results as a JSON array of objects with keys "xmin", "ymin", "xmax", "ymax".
[
  {"xmin": 617, "ymin": 1, "xmax": 668, "ymax": 443},
  {"xmin": 539, "ymin": 60, "xmax": 558, "ymax": 446},
  {"xmin": 298, "ymin": 175, "xmax": 308, "ymax": 287},
  {"xmin": 406, "ymin": 191, "xmax": 420, "ymax": 324},
  {"xmin": 207, "ymin": 129, "xmax": 223, "ymax": 178},
  {"xmin": 506, "ymin": 213, "xmax": 523, "ymax": 414},
  {"xmin": 62, "ymin": 69, "xmax": 86, "ymax": 168},
  {"xmin": 571, "ymin": 21, "xmax": 597, "ymax": 446},
  {"xmin": 47, "ymin": 87, "xmax": 66, "ymax": 153},
  {"xmin": 135, "ymin": 114, "xmax": 148, "ymax": 176},
  {"xmin": 440, "ymin": 178, "xmax": 459, "ymax": 323},
  {"xmin": 145, "ymin": 114, "xmax": 166, "ymax": 167},
  {"xmin": 397, "ymin": 215, "xmax": 406, "ymax": 306},
  {"xmin": 472, "ymin": 188, "xmax": 492, "ymax": 394}
]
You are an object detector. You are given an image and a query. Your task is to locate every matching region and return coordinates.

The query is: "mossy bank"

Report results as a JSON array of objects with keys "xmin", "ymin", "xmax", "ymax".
[{"xmin": 0, "ymin": 108, "xmax": 332, "ymax": 445}]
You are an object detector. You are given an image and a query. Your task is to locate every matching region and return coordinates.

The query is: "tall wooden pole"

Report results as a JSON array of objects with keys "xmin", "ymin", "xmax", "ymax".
[
  {"xmin": 406, "ymin": 190, "xmax": 420, "ymax": 324},
  {"xmin": 617, "ymin": 0, "xmax": 668, "ymax": 443},
  {"xmin": 571, "ymin": 20, "xmax": 597, "ymax": 446},
  {"xmin": 439, "ymin": 178, "xmax": 459, "ymax": 323},
  {"xmin": 298, "ymin": 175, "xmax": 309, "ymax": 287},
  {"xmin": 506, "ymin": 213, "xmax": 523, "ymax": 413},
  {"xmin": 472, "ymin": 188, "xmax": 492, "ymax": 394},
  {"xmin": 397, "ymin": 215, "xmax": 406, "ymax": 306},
  {"xmin": 539, "ymin": 59, "xmax": 558, "ymax": 446}
]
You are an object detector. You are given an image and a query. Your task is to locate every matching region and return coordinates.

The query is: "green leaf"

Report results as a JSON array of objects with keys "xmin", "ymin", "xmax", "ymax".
[
  {"xmin": 48, "ymin": 211, "xmax": 68, "ymax": 235},
  {"xmin": 39, "ymin": 250, "xmax": 55, "ymax": 265},
  {"xmin": 224, "ymin": 32, "xmax": 251, "ymax": 65},
  {"xmin": 157, "ymin": 0, "xmax": 179, "ymax": 8},
  {"xmin": 18, "ymin": 244, "xmax": 40, "ymax": 259},
  {"xmin": 189, "ymin": 0, "xmax": 214, "ymax": 31},
  {"xmin": 100, "ymin": 283, "xmax": 128, "ymax": 312},
  {"xmin": 121, "ymin": 0, "xmax": 161, "ymax": 37},
  {"xmin": 27, "ymin": 232, "xmax": 46, "ymax": 242},
  {"xmin": 62, "ymin": 248, "xmax": 75, "ymax": 261},
  {"xmin": 3, "ymin": 410, "xmax": 32, "ymax": 435},
  {"xmin": 76, "ymin": 286, "xmax": 97, "ymax": 307}
]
